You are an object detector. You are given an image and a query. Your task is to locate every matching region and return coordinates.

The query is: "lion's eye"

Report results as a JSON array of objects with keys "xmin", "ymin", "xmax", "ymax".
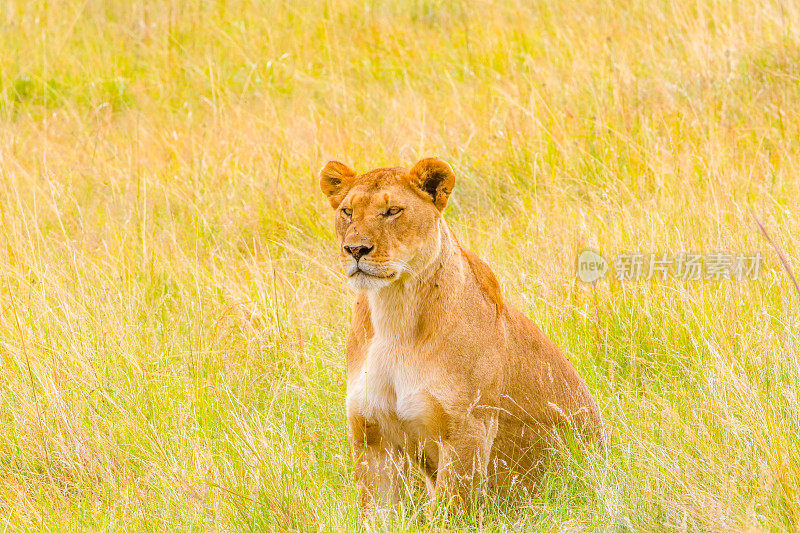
[
  {"xmin": 341, "ymin": 208, "xmax": 352, "ymax": 217},
  {"xmin": 384, "ymin": 207, "xmax": 403, "ymax": 217}
]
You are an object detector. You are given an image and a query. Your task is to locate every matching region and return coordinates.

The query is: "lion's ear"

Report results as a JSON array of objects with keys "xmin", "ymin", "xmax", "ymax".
[
  {"xmin": 410, "ymin": 158, "xmax": 455, "ymax": 212},
  {"xmin": 319, "ymin": 161, "xmax": 356, "ymax": 209}
]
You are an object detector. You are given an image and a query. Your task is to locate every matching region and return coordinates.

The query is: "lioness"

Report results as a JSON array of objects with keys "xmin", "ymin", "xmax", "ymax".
[{"xmin": 320, "ymin": 158, "xmax": 604, "ymax": 511}]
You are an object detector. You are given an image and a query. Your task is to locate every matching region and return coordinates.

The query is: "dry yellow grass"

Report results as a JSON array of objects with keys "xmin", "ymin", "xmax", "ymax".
[{"xmin": 1, "ymin": 0, "xmax": 799, "ymax": 530}]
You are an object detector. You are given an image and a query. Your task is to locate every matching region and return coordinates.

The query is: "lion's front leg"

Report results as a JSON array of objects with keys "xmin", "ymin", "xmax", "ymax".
[
  {"xmin": 349, "ymin": 415, "xmax": 406, "ymax": 513},
  {"xmin": 434, "ymin": 412, "xmax": 499, "ymax": 512}
]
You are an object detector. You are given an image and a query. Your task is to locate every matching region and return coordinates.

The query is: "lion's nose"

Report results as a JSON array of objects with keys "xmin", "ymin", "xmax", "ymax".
[{"xmin": 343, "ymin": 244, "xmax": 373, "ymax": 260}]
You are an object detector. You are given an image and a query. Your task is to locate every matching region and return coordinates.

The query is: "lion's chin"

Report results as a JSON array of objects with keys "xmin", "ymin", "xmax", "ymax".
[{"xmin": 347, "ymin": 271, "xmax": 396, "ymax": 292}]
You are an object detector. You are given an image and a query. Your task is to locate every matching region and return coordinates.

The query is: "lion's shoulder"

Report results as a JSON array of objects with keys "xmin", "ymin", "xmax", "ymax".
[
  {"xmin": 345, "ymin": 292, "xmax": 373, "ymax": 374},
  {"xmin": 459, "ymin": 247, "xmax": 504, "ymax": 315}
]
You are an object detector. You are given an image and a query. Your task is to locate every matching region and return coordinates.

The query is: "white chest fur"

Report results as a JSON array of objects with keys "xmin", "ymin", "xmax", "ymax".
[{"xmin": 345, "ymin": 336, "xmax": 430, "ymax": 427}]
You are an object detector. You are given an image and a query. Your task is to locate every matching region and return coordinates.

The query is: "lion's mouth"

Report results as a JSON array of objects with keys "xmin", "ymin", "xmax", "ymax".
[
  {"xmin": 344, "ymin": 258, "xmax": 398, "ymax": 280},
  {"xmin": 351, "ymin": 268, "xmax": 396, "ymax": 279}
]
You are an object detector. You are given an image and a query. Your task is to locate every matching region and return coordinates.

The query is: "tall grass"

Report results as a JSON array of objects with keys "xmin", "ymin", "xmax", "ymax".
[{"xmin": 1, "ymin": 0, "xmax": 799, "ymax": 530}]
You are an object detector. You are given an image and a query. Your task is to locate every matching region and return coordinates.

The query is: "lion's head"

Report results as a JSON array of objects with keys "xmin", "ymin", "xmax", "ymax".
[{"xmin": 319, "ymin": 158, "xmax": 456, "ymax": 292}]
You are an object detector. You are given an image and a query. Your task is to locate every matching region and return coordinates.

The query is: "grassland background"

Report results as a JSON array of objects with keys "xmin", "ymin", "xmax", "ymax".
[{"xmin": 1, "ymin": 0, "xmax": 799, "ymax": 530}]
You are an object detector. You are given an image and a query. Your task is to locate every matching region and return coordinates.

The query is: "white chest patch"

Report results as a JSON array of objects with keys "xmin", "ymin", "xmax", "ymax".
[{"xmin": 345, "ymin": 337, "xmax": 430, "ymax": 427}]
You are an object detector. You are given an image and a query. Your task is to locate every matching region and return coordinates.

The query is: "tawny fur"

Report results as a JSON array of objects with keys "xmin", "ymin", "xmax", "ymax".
[{"xmin": 320, "ymin": 158, "xmax": 604, "ymax": 511}]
